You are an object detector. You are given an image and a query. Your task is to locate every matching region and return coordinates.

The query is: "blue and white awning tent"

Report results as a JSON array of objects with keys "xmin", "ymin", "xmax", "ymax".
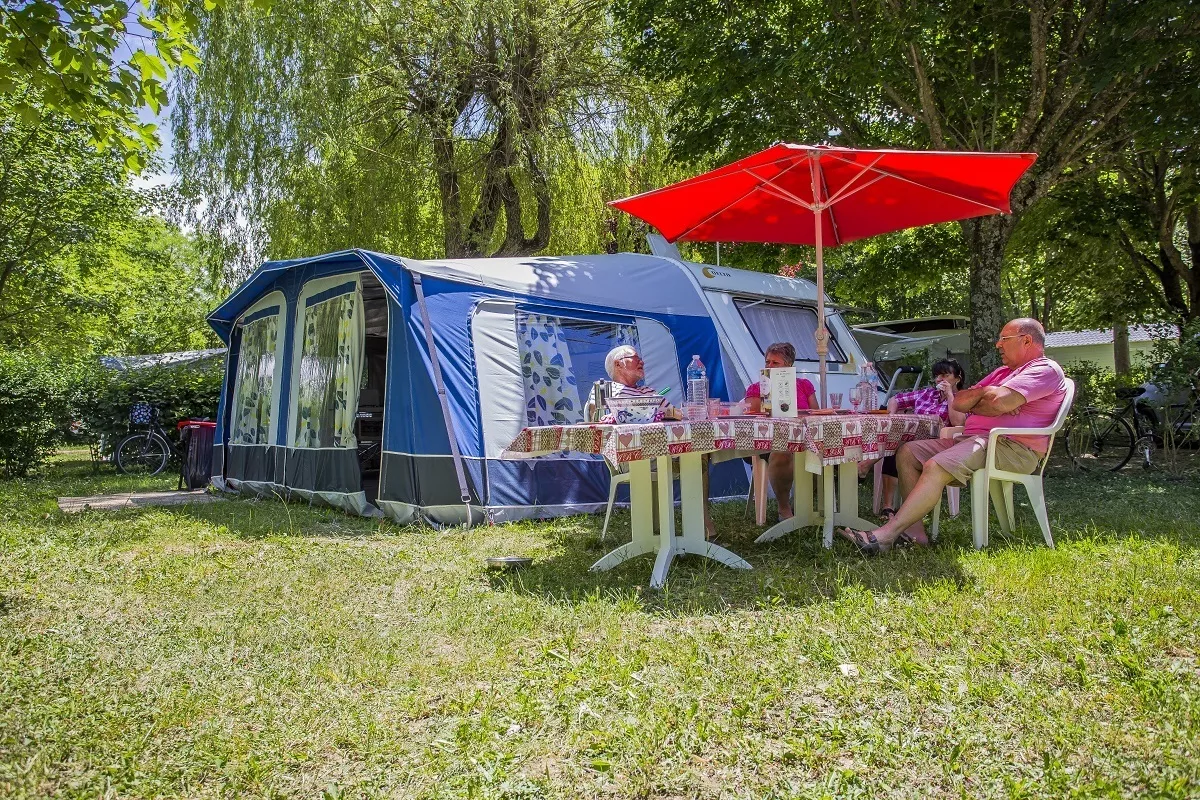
[{"xmin": 207, "ymin": 249, "xmax": 747, "ymax": 525}]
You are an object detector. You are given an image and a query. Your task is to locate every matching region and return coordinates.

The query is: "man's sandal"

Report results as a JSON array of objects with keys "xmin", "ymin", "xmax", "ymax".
[
  {"xmin": 838, "ymin": 527, "xmax": 883, "ymax": 556},
  {"xmin": 894, "ymin": 531, "xmax": 930, "ymax": 549}
]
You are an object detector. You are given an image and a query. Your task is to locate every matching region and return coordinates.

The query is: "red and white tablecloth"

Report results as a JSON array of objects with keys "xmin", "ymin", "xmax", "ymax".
[{"xmin": 502, "ymin": 413, "xmax": 942, "ymax": 466}]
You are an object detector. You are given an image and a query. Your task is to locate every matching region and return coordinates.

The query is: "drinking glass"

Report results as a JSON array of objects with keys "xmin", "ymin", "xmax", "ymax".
[
  {"xmin": 850, "ymin": 388, "xmax": 861, "ymax": 413},
  {"xmin": 829, "ymin": 392, "xmax": 843, "ymax": 409}
]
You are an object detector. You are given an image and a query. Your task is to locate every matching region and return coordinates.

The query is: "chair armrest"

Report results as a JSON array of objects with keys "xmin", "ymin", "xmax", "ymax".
[
  {"xmin": 939, "ymin": 426, "xmax": 964, "ymax": 439},
  {"xmin": 985, "ymin": 425, "xmax": 1058, "ymax": 441},
  {"xmin": 984, "ymin": 425, "xmax": 1057, "ymax": 473}
]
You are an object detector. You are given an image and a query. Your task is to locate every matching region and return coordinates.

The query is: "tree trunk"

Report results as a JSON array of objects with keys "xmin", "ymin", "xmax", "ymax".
[
  {"xmin": 1113, "ymin": 322, "xmax": 1131, "ymax": 378},
  {"xmin": 961, "ymin": 214, "xmax": 1016, "ymax": 378}
]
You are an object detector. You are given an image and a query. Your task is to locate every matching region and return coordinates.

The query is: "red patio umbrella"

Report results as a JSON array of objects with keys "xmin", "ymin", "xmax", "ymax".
[{"xmin": 609, "ymin": 143, "xmax": 1037, "ymax": 402}]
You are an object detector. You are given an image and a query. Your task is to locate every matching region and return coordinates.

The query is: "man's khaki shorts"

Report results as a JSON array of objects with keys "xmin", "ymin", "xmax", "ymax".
[{"xmin": 901, "ymin": 435, "xmax": 1042, "ymax": 488}]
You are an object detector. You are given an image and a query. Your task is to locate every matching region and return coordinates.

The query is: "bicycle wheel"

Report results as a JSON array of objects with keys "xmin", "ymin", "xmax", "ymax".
[
  {"xmin": 1066, "ymin": 410, "xmax": 1135, "ymax": 471},
  {"xmin": 114, "ymin": 432, "xmax": 171, "ymax": 476}
]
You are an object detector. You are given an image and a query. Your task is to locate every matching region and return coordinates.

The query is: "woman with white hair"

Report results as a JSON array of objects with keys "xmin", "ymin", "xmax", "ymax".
[
  {"xmin": 605, "ymin": 345, "xmax": 659, "ymax": 397},
  {"xmin": 602, "ymin": 345, "xmax": 715, "ymax": 539}
]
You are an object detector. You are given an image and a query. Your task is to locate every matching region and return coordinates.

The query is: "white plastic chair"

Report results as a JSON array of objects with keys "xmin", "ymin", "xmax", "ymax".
[
  {"xmin": 601, "ymin": 456, "xmax": 665, "ymax": 541},
  {"xmin": 931, "ymin": 378, "xmax": 1075, "ymax": 549}
]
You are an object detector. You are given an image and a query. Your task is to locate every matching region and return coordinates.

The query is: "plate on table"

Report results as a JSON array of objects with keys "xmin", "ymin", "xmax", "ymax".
[
  {"xmin": 868, "ymin": 409, "xmax": 890, "ymax": 415},
  {"xmin": 809, "ymin": 409, "xmax": 839, "ymax": 416}
]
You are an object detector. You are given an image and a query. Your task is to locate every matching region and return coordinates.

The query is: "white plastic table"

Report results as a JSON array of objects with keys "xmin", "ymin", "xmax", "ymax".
[{"xmin": 502, "ymin": 413, "xmax": 942, "ymax": 587}]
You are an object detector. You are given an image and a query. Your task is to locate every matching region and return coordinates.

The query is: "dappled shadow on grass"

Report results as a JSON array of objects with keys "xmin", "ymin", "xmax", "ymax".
[
  {"xmin": 1013, "ymin": 468, "xmax": 1200, "ymax": 551},
  {"xmin": 486, "ymin": 468, "xmax": 1200, "ymax": 614},
  {"xmin": 21, "ymin": 455, "xmax": 1200, "ymax": 616},
  {"xmin": 484, "ymin": 500, "xmax": 973, "ymax": 616}
]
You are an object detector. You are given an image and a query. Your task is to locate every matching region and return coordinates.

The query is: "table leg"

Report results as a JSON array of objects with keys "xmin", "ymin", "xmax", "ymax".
[
  {"xmin": 650, "ymin": 455, "xmax": 678, "ymax": 589},
  {"xmin": 825, "ymin": 460, "xmax": 878, "ymax": 548},
  {"xmin": 754, "ymin": 452, "xmax": 820, "ymax": 543},
  {"xmin": 679, "ymin": 452, "xmax": 751, "ymax": 566},
  {"xmin": 591, "ymin": 459, "xmax": 659, "ymax": 573},
  {"xmin": 821, "ymin": 461, "xmax": 837, "ymax": 548},
  {"xmin": 648, "ymin": 452, "xmax": 751, "ymax": 589}
]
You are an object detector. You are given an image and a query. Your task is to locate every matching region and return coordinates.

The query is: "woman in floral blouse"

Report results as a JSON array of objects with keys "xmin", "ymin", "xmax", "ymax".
[{"xmin": 865, "ymin": 359, "xmax": 967, "ymax": 519}]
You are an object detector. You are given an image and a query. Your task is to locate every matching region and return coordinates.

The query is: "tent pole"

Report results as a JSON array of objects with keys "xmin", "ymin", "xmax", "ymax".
[
  {"xmin": 810, "ymin": 157, "xmax": 828, "ymax": 406},
  {"xmin": 716, "ymin": 242, "xmax": 721, "ymax": 267}
]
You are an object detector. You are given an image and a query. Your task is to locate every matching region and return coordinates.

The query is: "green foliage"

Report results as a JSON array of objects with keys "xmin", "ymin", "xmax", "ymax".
[
  {"xmin": 1005, "ymin": 181, "xmax": 1166, "ymax": 331},
  {"xmin": 72, "ymin": 359, "xmax": 225, "ymax": 450},
  {"xmin": 68, "ymin": 211, "xmax": 222, "ymax": 355},
  {"xmin": 1061, "ymin": 360, "xmax": 1124, "ymax": 413},
  {"xmin": 174, "ymin": 0, "xmax": 678, "ymax": 282},
  {"xmin": 0, "ymin": 0, "xmax": 216, "ymax": 171},
  {"xmin": 0, "ymin": 351, "xmax": 74, "ymax": 477},
  {"xmin": 1146, "ymin": 321, "xmax": 1200, "ymax": 397},
  {"xmin": 0, "ymin": 92, "xmax": 131, "ymax": 330},
  {"xmin": 829, "ymin": 225, "xmax": 970, "ymax": 321},
  {"xmin": 0, "ymin": 87, "xmax": 218, "ymax": 354},
  {"xmin": 615, "ymin": 0, "xmax": 1197, "ymax": 368},
  {"xmin": 0, "ymin": 352, "xmax": 223, "ymax": 476}
]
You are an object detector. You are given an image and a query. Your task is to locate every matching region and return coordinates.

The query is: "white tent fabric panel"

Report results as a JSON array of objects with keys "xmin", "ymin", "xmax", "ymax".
[
  {"xmin": 472, "ymin": 301, "xmax": 527, "ymax": 459},
  {"xmin": 637, "ymin": 318, "xmax": 685, "ymax": 408}
]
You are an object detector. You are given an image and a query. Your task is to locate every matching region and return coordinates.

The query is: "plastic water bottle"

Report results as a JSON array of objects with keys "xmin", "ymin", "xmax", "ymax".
[
  {"xmin": 686, "ymin": 355, "xmax": 708, "ymax": 419},
  {"xmin": 854, "ymin": 364, "xmax": 875, "ymax": 413},
  {"xmin": 867, "ymin": 362, "xmax": 882, "ymax": 408}
]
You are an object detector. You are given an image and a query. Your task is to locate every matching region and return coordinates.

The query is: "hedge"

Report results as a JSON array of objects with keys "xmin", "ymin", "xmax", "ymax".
[{"xmin": 0, "ymin": 351, "xmax": 224, "ymax": 477}]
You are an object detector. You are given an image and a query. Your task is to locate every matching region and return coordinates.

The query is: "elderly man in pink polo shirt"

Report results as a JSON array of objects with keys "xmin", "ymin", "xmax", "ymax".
[{"xmin": 839, "ymin": 318, "xmax": 1067, "ymax": 555}]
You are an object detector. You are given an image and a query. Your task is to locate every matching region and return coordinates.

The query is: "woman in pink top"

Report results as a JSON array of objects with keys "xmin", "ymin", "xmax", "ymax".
[
  {"xmin": 743, "ymin": 342, "xmax": 818, "ymax": 522},
  {"xmin": 744, "ymin": 342, "xmax": 819, "ymax": 413}
]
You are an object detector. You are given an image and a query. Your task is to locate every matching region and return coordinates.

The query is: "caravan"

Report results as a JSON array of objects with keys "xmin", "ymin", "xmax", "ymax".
[{"xmin": 207, "ymin": 249, "xmax": 868, "ymax": 524}]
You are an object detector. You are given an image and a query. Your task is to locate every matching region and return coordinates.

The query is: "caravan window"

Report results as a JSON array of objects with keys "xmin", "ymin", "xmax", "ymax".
[
  {"xmin": 293, "ymin": 279, "xmax": 365, "ymax": 448},
  {"xmin": 735, "ymin": 298, "xmax": 847, "ymax": 363},
  {"xmin": 230, "ymin": 296, "xmax": 284, "ymax": 445},
  {"xmin": 517, "ymin": 312, "xmax": 638, "ymax": 426}
]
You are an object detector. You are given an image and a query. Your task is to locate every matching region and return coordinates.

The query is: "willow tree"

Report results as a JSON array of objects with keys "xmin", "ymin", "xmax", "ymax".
[
  {"xmin": 174, "ymin": 0, "xmax": 672, "ymax": 283},
  {"xmin": 617, "ymin": 0, "xmax": 1199, "ymax": 370}
]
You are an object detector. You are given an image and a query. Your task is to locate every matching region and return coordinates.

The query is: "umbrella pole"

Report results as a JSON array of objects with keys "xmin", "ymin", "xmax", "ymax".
[
  {"xmin": 810, "ymin": 158, "xmax": 828, "ymax": 406},
  {"xmin": 815, "ymin": 218, "xmax": 827, "ymax": 407}
]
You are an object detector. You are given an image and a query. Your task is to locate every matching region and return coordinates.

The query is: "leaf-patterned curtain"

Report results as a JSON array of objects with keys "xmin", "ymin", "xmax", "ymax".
[
  {"xmin": 294, "ymin": 289, "xmax": 365, "ymax": 448},
  {"xmin": 231, "ymin": 313, "xmax": 279, "ymax": 445},
  {"xmin": 517, "ymin": 313, "xmax": 583, "ymax": 426}
]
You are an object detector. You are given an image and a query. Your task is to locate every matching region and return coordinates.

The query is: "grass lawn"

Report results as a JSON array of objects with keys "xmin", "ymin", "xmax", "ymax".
[{"xmin": 1, "ymin": 453, "xmax": 1197, "ymax": 798}]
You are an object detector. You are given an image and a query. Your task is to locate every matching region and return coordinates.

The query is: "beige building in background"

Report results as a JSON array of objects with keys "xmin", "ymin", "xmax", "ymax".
[{"xmin": 1045, "ymin": 325, "xmax": 1178, "ymax": 372}]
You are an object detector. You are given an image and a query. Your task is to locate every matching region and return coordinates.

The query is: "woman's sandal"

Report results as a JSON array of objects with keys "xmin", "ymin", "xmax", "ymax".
[
  {"xmin": 838, "ymin": 527, "xmax": 883, "ymax": 556},
  {"xmin": 880, "ymin": 507, "xmax": 897, "ymax": 522}
]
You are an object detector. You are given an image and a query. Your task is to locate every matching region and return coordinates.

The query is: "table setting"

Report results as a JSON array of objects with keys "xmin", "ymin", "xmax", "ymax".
[{"xmin": 502, "ymin": 408, "xmax": 942, "ymax": 588}]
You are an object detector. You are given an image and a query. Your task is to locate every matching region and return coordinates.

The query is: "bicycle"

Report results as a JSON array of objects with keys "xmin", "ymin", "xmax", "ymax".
[
  {"xmin": 114, "ymin": 403, "xmax": 178, "ymax": 476},
  {"xmin": 1066, "ymin": 380, "xmax": 1198, "ymax": 471}
]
